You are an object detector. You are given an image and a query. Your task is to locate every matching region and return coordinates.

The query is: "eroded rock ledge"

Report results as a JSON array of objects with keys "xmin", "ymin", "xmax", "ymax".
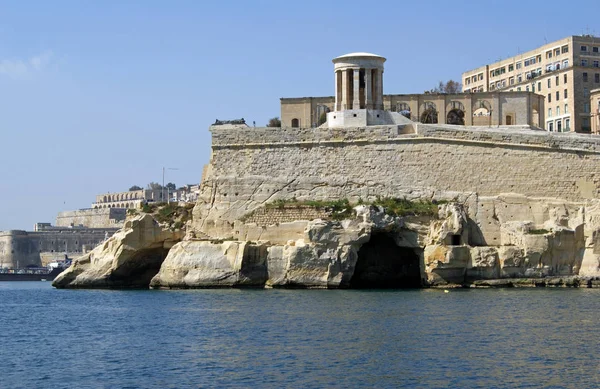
[{"xmin": 53, "ymin": 197, "xmax": 600, "ymax": 289}]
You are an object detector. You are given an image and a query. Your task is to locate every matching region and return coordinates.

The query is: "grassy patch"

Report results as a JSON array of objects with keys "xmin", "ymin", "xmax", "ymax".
[
  {"xmin": 372, "ymin": 197, "xmax": 441, "ymax": 217},
  {"xmin": 265, "ymin": 198, "xmax": 354, "ymax": 220},
  {"xmin": 528, "ymin": 228, "xmax": 550, "ymax": 235}
]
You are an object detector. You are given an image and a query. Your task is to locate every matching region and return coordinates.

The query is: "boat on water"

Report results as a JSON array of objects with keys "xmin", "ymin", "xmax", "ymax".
[{"xmin": 0, "ymin": 259, "xmax": 71, "ymax": 282}]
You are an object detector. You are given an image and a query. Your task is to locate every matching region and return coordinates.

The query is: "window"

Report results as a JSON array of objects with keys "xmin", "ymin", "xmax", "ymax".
[
  {"xmin": 508, "ymin": 64, "xmax": 514, "ymax": 72},
  {"xmin": 556, "ymin": 106, "xmax": 560, "ymax": 115},
  {"xmin": 561, "ymin": 45, "xmax": 569, "ymax": 54},
  {"xmin": 581, "ymin": 45, "xmax": 588, "ymax": 52},
  {"xmin": 584, "ymin": 88, "xmax": 589, "ymax": 97},
  {"xmin": 509, "ymin": 77, "xmax": 515, "ymax": 85},
  {"xmin": 582, "ymin": 59, "xmax": 588, "ymax": 66},
  {"xmin": 526, "ymin": 86, "xmax": 529, "ymax": 91},
  {"xmin": 517, "ymin": 74, "xmax": 522, "ymax": 83},
  {"xmin": 548, "ymin": 108, "xmax": 552, "ymax": 117},
  {"xmin": 538, "ymin": 81, "xmax": 541, "ymax": 91},
  {"xmin": 565, "ymin": 118, "xmax": 570, "ymax": 130},
  {"xmin": 472, "ymin": 76, "xmax": 477, "ymax": 82},
  {"xmin": 478, "ymin": 74, "xmax": 483, "ymax": 81},
  {"xmin": 556, "ymin": 91, "xmax": 559, "ymax": 100},
  {"xmin": 517, "ymin": 87, "xmax": 521, "ymax": 91},
  {"xmin": 564, "ymin": 74, "xmax": 568, "ymax": 83},
  {"xmin": 516, "ymin": 62, "xmax": 522, "ymax": 69},
  {"xmin": 584, "ymin": 103, "xmax": 590, "ymax": 113},
  {"xmin": 594, "ymin": 47, "xmax": 599, "ymax": 53},
  {"xmin": 583, "ymin": 72, "xmax": 588, "ymax": 82},
  {"xmin": 465, "ymin": 78, "xmax": 470, "ymax": 85},
  {"xmin": 547, "ymin": 79, "xmax": 551, "ymax": 88},
  {"xmin": 563, "ymin": 60, "xmax": 569, "ymax": 68},
  {"xmin": 548, "ymin": 93, "xmax": 551, "ymax": 102},
  {"xmin": 596, "ymin": 73, "xmax": 600, "ymax": 83},
  {"xmin": 555, "ymin": 48, "xmax": 560, "ymax": 56},
  {"xmin": 548, "ymin": 122, "xmax": 554, "ymax": 131},
  {"xmin": 546, "ymin": 50, "xmax": 552, "ymax": 59},
  {"xmin": 564, "ymin": 104, "xmax": 568, "ymax": 114},
  {"xmin": 564, "ymin": 89, "xmax": 568, "ymax": 99},
  {"xmin": 594, "ymin": 61, "xmax": 599, "ymax": 68},
  {"xmin": 557, "ymin": 120, "xmax": 562, "ymax": 132},
  {"xmin": 555, "ymin": 75, "xmax": 559, "ymax": 86}
]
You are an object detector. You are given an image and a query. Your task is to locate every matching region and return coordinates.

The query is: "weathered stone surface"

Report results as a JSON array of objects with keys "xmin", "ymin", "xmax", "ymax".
[
  {"xmin": 52, "ymin": 214, "xmax": 183, "ymax": 288},
  {"xmin": 149, "ymin": 240, "xmax": 268, "ymax": 288}
]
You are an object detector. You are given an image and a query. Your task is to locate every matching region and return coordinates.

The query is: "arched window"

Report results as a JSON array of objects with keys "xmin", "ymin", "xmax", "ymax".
[{"xmin": 291, "ymin": 118, "xmax": 300, "ymax": 128}]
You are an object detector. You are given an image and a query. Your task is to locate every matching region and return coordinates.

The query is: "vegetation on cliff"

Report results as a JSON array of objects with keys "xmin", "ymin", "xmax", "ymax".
[
  {"xmin": 242, "ymin": 197, "xmax": 442, "ymax": 222},
  {"xmin": 127, "ymin": 202, "xmax": 194, "ymax": 230}
]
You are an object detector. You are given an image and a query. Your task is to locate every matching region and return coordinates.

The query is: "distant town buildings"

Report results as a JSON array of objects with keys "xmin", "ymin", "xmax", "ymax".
[
  {"xmin": 462, "ymin": 35, "xmax": 600, "ymax": 133},
  {"xmin": 92, "ymin": 185, "xmax": 200, "ymax": 209}
]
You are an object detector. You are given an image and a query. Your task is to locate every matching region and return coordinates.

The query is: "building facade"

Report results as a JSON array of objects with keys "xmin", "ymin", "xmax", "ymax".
[
  {"xmin": 462, "ymin": 35, "xmax": 600, "ymax": 133},
  {"xmin": 92, "ymin": 186, "xmax": 200, "ymax": 209},
  {"xmin": 592, "ymin": 88, "xmax": 600, "ymax": 134},
  {"xmin": 281, "ymin": 92, "xmax": 544, "ymax": 128}
]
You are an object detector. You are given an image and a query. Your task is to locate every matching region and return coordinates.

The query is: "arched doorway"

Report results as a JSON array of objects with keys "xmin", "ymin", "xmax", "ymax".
[
  {"xmin": 291, "ymin": 118, "xmax": 300, "ymax": 128},
  {"xmin": 396, "ymin": 102, "xmax": 411, "ymax": 119},
  {"xmin": 472, "ymin": 100, "xmax": 492, "ymax": 126},
  {"xmin": 349, "ymin": 233, "xmax": 423, "ymax": 288},
  {"xmin": 419, "ymin": 102, "xmax": 438, "ymax": 124},
  {"xmin": 446, "ymin": 101, "xmax": 465, "ymax": 125}
]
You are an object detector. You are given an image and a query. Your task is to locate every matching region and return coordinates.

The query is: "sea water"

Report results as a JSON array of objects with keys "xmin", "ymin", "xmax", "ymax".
[{"xmin": 0, "ymin": 282, "xmax": 599, "ymax": 389}]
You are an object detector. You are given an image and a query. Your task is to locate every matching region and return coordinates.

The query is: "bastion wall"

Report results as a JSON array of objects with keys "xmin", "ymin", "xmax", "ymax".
[
  {"xmin": 55, "ymin": 208, "xmax": 126, "ymax": 228},
  {"xmin": 196, "ymin": 124, "xmax": 600, "ymax": 240},
  {"xmin": 0, "ymin": 228, "xmax": 119, "ymax": 268}
]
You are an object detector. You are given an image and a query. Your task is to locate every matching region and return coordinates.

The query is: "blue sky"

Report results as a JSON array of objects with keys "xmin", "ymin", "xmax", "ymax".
[{"xmin": 0, "ymin": 0, "xmax": 597, "ymax": 230}]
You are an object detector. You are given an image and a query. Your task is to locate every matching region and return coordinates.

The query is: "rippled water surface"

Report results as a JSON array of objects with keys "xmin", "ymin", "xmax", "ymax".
[{"xmin": 1, "ymin": 282, "xmax": 599, "ymax": 388}]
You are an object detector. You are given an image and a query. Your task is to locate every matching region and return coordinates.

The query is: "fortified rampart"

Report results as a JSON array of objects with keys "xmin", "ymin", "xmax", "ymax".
[
  {"xmin": 197, "ymin": 124, "xmax": 600, "ymax": 239},
  {"xmin": 55, "ymin": 208, "xmax": 126, "ymax": 228},
  {"xmin": 0, "ymin": 228, "xmax": 119, "ymax": 269}
]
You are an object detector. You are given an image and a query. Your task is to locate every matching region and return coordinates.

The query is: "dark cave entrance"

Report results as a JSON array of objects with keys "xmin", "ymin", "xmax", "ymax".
[
  {"xmin": 108, "ymin": 247, "xmax": 170, "ymax": 288},
  {"xmin": 350, "ymin": 234, "xmax": 423, "ymax": 289}
]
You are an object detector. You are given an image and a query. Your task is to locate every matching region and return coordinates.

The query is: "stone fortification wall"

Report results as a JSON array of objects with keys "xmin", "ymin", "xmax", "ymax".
[
  {"xmin": 56, "ymin": 208, "xmax": 126, "ymax": 228},
  {"xmin": 0, "ymin": 228, "xmax": 118, "ymax": 268},
  {"xmin": 196, "ymin": 124, "xmax": 600, "ymax": 238},
  {"xmin": 242, "ymin": 206, "xmax": 330, "ymax": 226}
]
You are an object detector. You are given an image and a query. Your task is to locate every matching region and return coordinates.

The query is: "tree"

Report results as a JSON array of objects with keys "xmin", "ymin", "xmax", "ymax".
[
  {"xmin": 147, "ymin": 182, "xmax": 162, "ymax": 190},
  {"xmin": 267, "ymin": 117, "xmax": 281, "ymax": 127},
  {"xmin": 129, "ymin": 185, "xmax": 142, "ymax": 191},
  {"xmin": 318, "ymin": 112, "xmax": 327, "ymax": 126},
  {"xmin": 165, "ymin": 182, "xmax": 176, "ymax": 191},
  {"xmin": 430, "ymin": 80, "xmax": 462, "ymax": 94}
]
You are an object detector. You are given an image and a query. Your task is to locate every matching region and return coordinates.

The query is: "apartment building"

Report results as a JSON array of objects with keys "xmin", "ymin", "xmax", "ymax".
[
  {"xmin": 462, "ymin": 35, "xmax": 600, "ymax": 133},
  {"xmin": 591, "ymin": 88, "xmax": 600, "ymax": 133}
]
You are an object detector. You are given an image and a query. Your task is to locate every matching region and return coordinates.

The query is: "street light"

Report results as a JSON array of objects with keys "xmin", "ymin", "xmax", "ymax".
[{"xmin": 162, "ymin": 167, "xmax": 179, "ymax": 204}]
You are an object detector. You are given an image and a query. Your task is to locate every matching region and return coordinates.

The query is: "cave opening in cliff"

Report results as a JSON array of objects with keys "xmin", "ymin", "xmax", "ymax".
[
  {"xmin": 350, "ymin": 233, "xmax": 423, "ymax": 288},
  {"xmin": 108, "ymin": 247, "xmax": 170, "ymax": 288}
]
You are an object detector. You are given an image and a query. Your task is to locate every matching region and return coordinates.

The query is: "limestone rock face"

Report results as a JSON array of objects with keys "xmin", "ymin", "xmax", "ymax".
[
  {"xmin": 149, "ymin": 240, "xmax": 269, "ymax": 288},
  {"xmin": 52, "ymin": 214, "xmax": 183, "ymax": 288}
]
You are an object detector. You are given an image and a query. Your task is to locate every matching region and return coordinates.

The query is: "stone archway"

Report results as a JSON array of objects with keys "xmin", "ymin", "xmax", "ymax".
[
  {"xmin": 447, "ymin": 109, "xmax": 465, "ymax": 125},
  {"xmin": 349, "ymin": 233, "xmax": 423, "ymax": 288},
  {"xmin": 396, "ymin": 102, "xmax": 411, "ymax": 119},
  {"xmin": 420, "ymin": 102, "xmax": 438, "ymax": 124}
]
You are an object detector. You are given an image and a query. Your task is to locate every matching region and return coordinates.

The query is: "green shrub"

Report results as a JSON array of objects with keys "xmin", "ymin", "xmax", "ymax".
[
  {"xmin": 372, "ymin": 197, "xmax": 439, "ymax": 217},
  {"xmin": 528, "ymin": 229, "xmax": 550, "ymax": 235}
]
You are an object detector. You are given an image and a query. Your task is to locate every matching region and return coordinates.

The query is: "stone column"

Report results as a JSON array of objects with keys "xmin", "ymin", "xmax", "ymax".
[
  {"xmin": 341, "ymin": 69, "xmax": 348, "ymax": 110},
  {"xmin": 365, "ymin": 68, "xmax": 372, "ymax": 109},
  {"xmin": 374, "ymin": 69, "xmax": 382, "ymax": 110},
  {"xmin": 352, "ymin": 68, "xmax": 360, "ymax": 110},
  {"xmin": 334, "ymin": 70, "xmax": 339, "ymax": 112}
]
